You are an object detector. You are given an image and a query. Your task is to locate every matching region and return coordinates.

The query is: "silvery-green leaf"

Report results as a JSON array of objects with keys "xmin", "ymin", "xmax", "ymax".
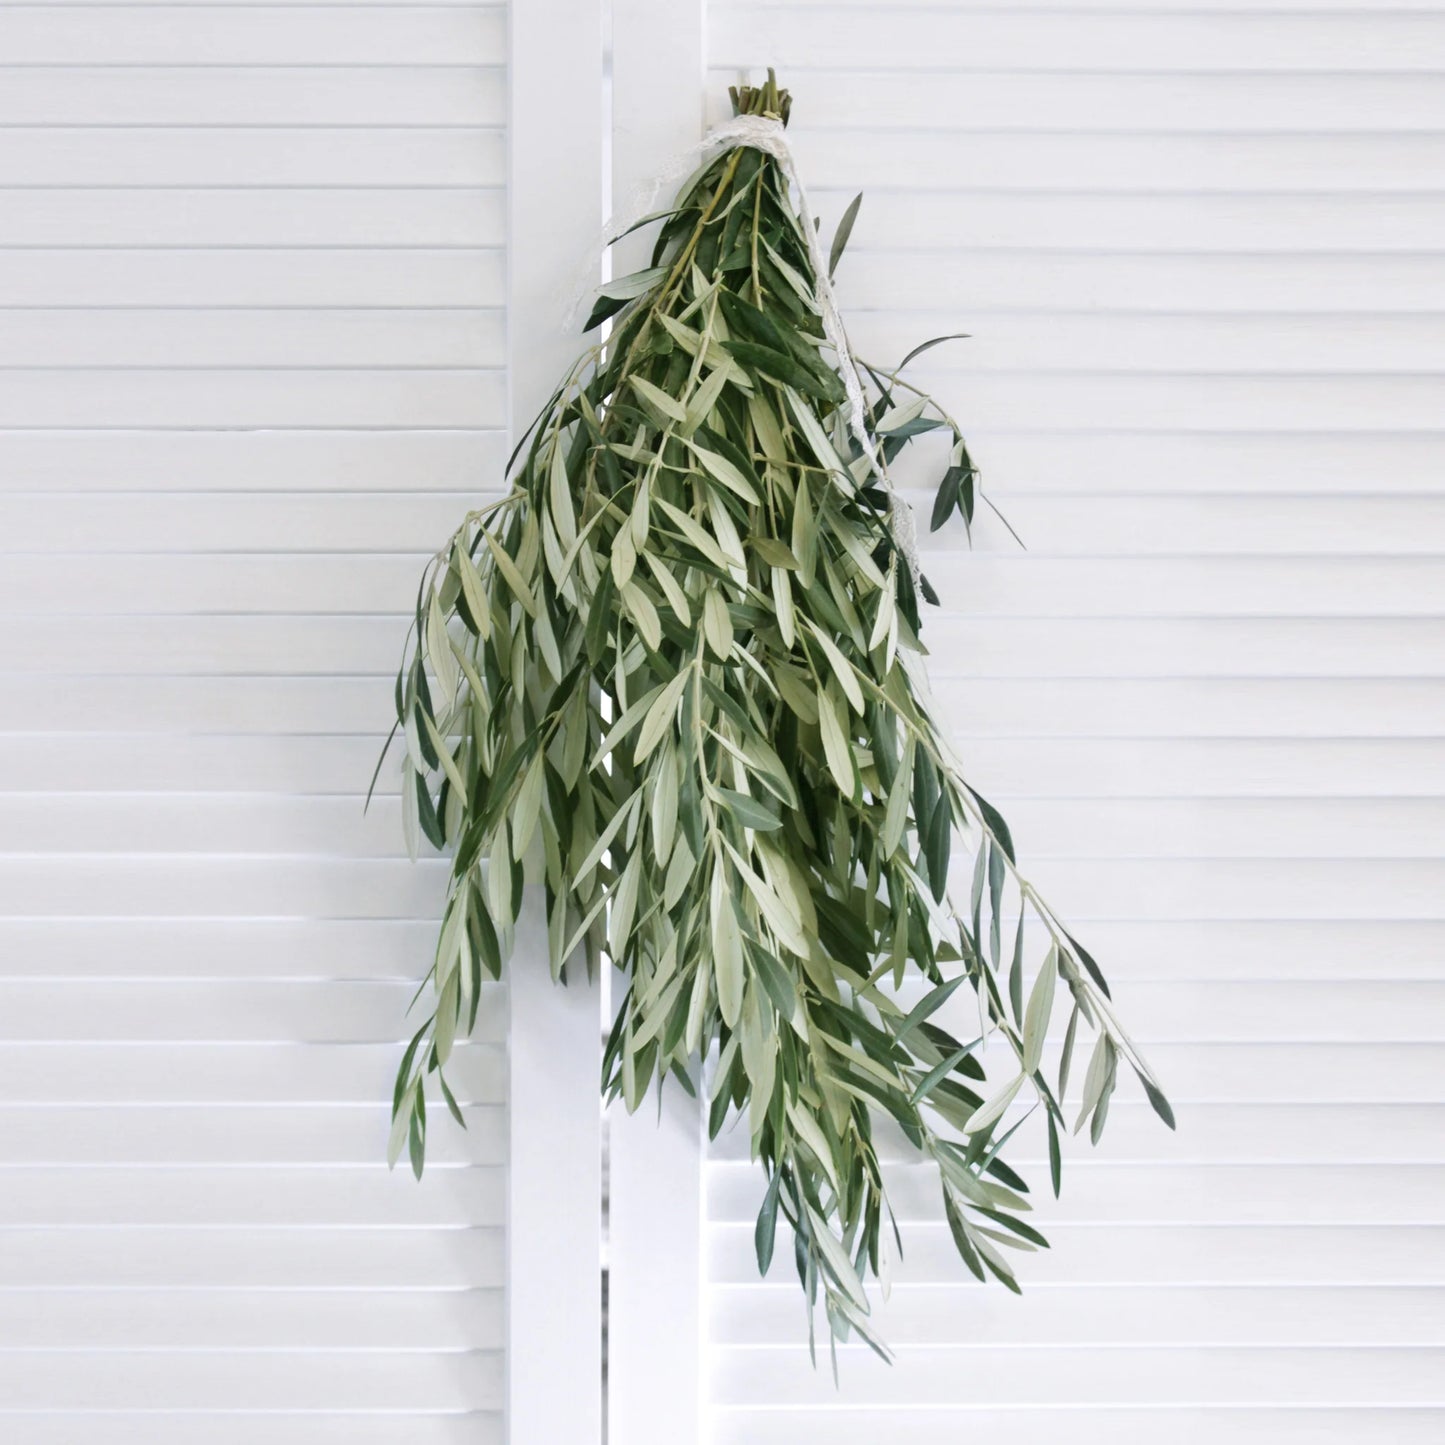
[
  {"xmin": 703, "ymin": 589, "xmax": 733, "ymax": 659},
  {"xmin": 631, "ymin": 374, "xmax": 688, "ymax": 425},
  {"xmin": 816, "ymin": 682, "xmax": 855, "ymax": 797},
  {"xmin": 1022, "ymin": 944, "xmax": 1058, "ymax": 1075},
  {"xmin": 967, "ymin": 1075, "xmax": 1023, "ymax": 1135}
]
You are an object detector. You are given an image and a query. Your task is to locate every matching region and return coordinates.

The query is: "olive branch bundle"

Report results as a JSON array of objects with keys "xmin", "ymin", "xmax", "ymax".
[{"xmin": 380, "ymin": 74, "xmax": 1172, "ymax": 1361}]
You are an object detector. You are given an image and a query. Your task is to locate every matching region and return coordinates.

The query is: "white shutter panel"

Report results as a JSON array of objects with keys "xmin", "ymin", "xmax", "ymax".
[
  {"xmin": 699, "ymin": 6, "xmax": 1445, "ymax": 1441},
  {"xmin": 0, "ymin": 4, "xmax": 511, "ymax": 1441}
]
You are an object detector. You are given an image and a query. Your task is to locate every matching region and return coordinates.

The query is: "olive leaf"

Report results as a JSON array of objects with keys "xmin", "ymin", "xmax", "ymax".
[{"xmin": 379, "ymin": 70, "xmax": 1170, "ymax": 1361}]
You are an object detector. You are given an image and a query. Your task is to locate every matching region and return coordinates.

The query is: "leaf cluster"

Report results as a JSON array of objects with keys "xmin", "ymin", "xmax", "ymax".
[{"xmin": 381, "ymin": 73, "xmax": 1171, "ymax": 1360}]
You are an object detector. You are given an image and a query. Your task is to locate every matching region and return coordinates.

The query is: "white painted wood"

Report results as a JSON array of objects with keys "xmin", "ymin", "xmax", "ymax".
[
  {"xmin": 696, "ymin": 4, "xmax": 1445, "ymax": 1437},
  {"xmin": 505, "ymin": 4, "xmax": 605, "ymax": 1445},
  {"xmin": 605, "ymin": 3, "xmax": 706, "ymax": 1440},
  {"xmin": 0, "ymin": 3, "xmax": 515, "ymax": 1439}
]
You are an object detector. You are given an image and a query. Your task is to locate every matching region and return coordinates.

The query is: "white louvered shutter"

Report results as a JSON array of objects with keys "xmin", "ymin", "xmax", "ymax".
[
  {"xmin": 693, "ymin": 5, "xmax": 1445, "ymax": 1442},
  {"xmin": 0, "ymin": 4, "xmax": 512, "ymax": 1440}
]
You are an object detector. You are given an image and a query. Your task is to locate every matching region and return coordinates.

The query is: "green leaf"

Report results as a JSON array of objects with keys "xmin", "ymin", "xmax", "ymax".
[
  {"xmin": 806, "ymin": 622, "xmax": 865, "ymax": 715},
  {"xmin": 631, "ymin": 374, "xmax": 689, "ymax": 425},
  {"xmin": 925, "ymin": 791, "xmax": 951, "ymax": 903},
  {"xmin": 1047, "ymin": 1111, "xmax": 1063, "ymax": 1198},
  {"xmin": 930, "ymin": 464, "xmax": 963, "ymax": 532},
  {"xmin": 896, "ymin": 333, "xmax": 970, "ymax": 372},
  {"xmin": 1064, "ymin": 927, "xmax": 1113, "ymax": 1000},
  {"xmin": 690, "ymin": 440, "xmax": 760, "ymax": 503},
  {"xmin": 816, "ymin": 682, "xmax": 856, "ymax": 797},
  {"xmin": 1022, "ymin": 944, "xmax": 1057, "ymax": 1074},
  {"xmin": 910, "ymin": 1044, "xmax": 976, "ymax": 1106},
  {"xmin": 828, "ymin": 192, "xmax": 863, "ymax": 278},
  {"xmin": 712, "ymin": 877, "xmax": 745, "ymax": 1028},
  {"xmin": 635, "ymin": 669, "xmax": 690, "ymax": 764},
  {"xmin": 895, "ymin": 972, "xmax": 968, "ymax": 1045},
  {"xmin": 703, "ymin": 588, "xmax": 733, "ymax": 659},
  {"xmin": 966, "ymin": 783, "xmax": 1016, "ymax": 865},
  {"xmin": 806, "ymin": 1207, "xmax": 869, "ymax": 1312},
  {"xmin": 717, "ymin": 787, "xmax": 781, "ymax": 833},
  {"xmin": 454, "ymin": 542, "xmax": 492, "ymax": 639},
  {"xmin": 967, "ymin": 1075, "xmax": 1023, "ymax": 1135},
  {"xmin": 755, "ymin": 1170, "xmax": 782, "ymax": 1274},
  {"xmin": 1134, "ymin": 1066, "xmax": 1177, "ymax": 1131},
  {"xmin": 482, "ymin": 530, "xmax": 538, "ymax": 616}
]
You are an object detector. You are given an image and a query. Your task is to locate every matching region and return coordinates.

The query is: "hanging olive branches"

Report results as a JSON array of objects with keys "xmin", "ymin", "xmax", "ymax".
[{"xmin": 380, "ymin": 74, "xmax": 1172, "ymax": 1362}]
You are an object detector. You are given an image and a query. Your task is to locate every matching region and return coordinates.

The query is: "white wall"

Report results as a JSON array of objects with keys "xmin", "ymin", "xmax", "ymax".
[
  {"xmin": 696, "ymin": 5, "xmax": 1445, "ymax": 1441},
  {"xmin": 0, "ymin": 3, "xmax": 512, "ymax": 1439},
  {"xmin": 3, "ymin": 3, "xmax": 1441, "ymax": 1441}
]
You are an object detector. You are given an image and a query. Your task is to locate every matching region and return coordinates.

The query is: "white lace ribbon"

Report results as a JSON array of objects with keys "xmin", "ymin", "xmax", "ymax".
[{"xmin": 571, "ymin": 113, "xmax": 922, "ymax": 586}]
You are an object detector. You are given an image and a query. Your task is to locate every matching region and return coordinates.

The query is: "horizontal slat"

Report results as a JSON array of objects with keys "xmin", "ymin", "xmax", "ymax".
[
  {"xmin": 925, "ymin": 619, "xmax": 1445, "ymax": 679},
  {"xmin": 935, "ymin": 979, "xmax": 1445, "ymax": 1044},
  {"xmin": 0, "ymin": 127, "xmax": 502, "ymax": 186},
  {"xmin": 0, "ymin": 1286, "xmax": 503, "ymax": 1351},
  {"xmin": 0, "ymin": 1225, "xmax": 503, "ymax": 1288},
  {"xmin": 935, "ymin": 676, "xmax": 1440, "ymax": 734},
  {"xmin": 5, "ymin": 905, "xmax": 1440, "ymax": 988},
  {"xmin": 0, "ymin": 369, "xmax": 502, "ymax": 428},
  {"xmin": 842, "ymin": 250, "xmax": 1444, "ymax": 312},
  {"xmin": 711, "ymin": 1281, "xmax": 1445, "ymax": 1347},
  {"xmin": 709, "ymin": 1343, "xmax": 1445, "ymax": 1407},
  {"xmin": 708, "ymin": 65, "xmax": 1445, "ymax": 131},
  {"xmin": 848, "ymin": 307, "xmax": 1445, "ymax": 367},
  {"xmin": 0, "ymin": 429, "xmax": 1435, "ymax": 495},
  {"xmin": 989, "ymin": 856, "xmax": 1445, "ymax": 921},
  {"xmin": 6, "ymin": 975, "xmax": 1422, "ymax": 1050},
  {"xmin": 709, "ymin": 1223, "xmax": 1445, "ymax": 1285},
  {"xmin": 0, "ymin": 1162, "xmax": 501, "ymax": 1222},
  {"xmin": 1, "ymin": 732, "xmax": 1441, "ymax": 797},
  {"xmin": 891, "ymin": 371, "xmax": 1445, "ymax": 431},
  {"xmin": 6, "ymin": 792, "xmax": 1437, "ymax": 870},
  {"xmin": 713, "ymin": 1101, "xmax": 1445, "ymax": 1165},
  {"xmin": 0, "ymin": 980, "xmax": 506, "ymax": 1043},
  {"xmin": 0, "ymin": 1349, "xmax": 500, "ymax": 1411},
  {"xmin": 0, "ymin": 672, "xmax": 1437, "ymax": 741},
  {"xmin": 710, "ymin": 1408, "xmax": 1444, "ymax": 1445},
  {"xmin": 710, "ymin": 1162, "xmax": 1445, "ymax": 1225},
  {"xmin": 0, "ymin": 306, "xmax": 503, "ymax": 367},
  {"xmin": 0, "ymin": 853, "xmax": 1437, "ymax": 924},
  {"xmin": 4, "ymin": 555, "xmax": 1441, "ymax": 621},
  {"xmin": 2, "ymin": 606, "xmax": 1433, "ymax": 697},
  {"xmin": 0, "ymin": 430, "xmax": 509, "ymax": 491},
  {"xmin": 0, "ymin": 248, "xmax": 503, "ymax": 305},
  {"xmin": 6, "ymin": 492, "xmax": 1440, "ymax": 555},
  {"xmin": 8, "ymin": 1038, "xmax": 1424, "ymax": 1107},
  {"xmin": 0, "ymin": 65, "xmax": 503, "ymax": 126},
  {"xmin": 0, "ymin": 1040, "xmax": 499, "ymax": 1103},
  {"xmin": 1129, "ymin": 1044, "xmax": 1445, "ymax": 1104},
  {"xmin": 918, "ymin": 495, "xmax": 1445, "ymax": 552},
  {"xmin": 0, "ymin": 7, "xmax": 505, "ymax": 66},
  {"xmin": 0, "ymin": 856, "xmax": 452, "ymax": 917},
  {"xmin": 925, "ymin": 559, "xmax": 1445, "ymax": 618},
  {"xmin": 0, "ymin": 1421, "xmax": 498, "ymax": 1445},
  {"xmin": 974, "ymin": 803, "xmax": 1445, "ymax": 865},
  {"xmin": 711, "ymin": 8, "xmax": 1445, "ymax": 73},
  {"xmin": 832, "ymin": 189, "xmax": 1445, "ymax": 254},
  {"xmin": 0, "ymin": 1102, "xmax": 502, "ymax": 1166},
  {"xmin": 2, "ymin": 671, "xmax": 1435, "ymax": 744},
  {"xmin": 0, "ymin": 916, "xmax": 445, "ymax": 978},
  {"xmin": 910, "ymin": 431, "xmax": 1445, "ymax": 496},
  {"xmin": 0, "ymin": 733, "xmax": 1438, "ymax": 796},
  {"xmin": 0, "ymin": 192, "xmax": 506, "ymax": 248}
]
